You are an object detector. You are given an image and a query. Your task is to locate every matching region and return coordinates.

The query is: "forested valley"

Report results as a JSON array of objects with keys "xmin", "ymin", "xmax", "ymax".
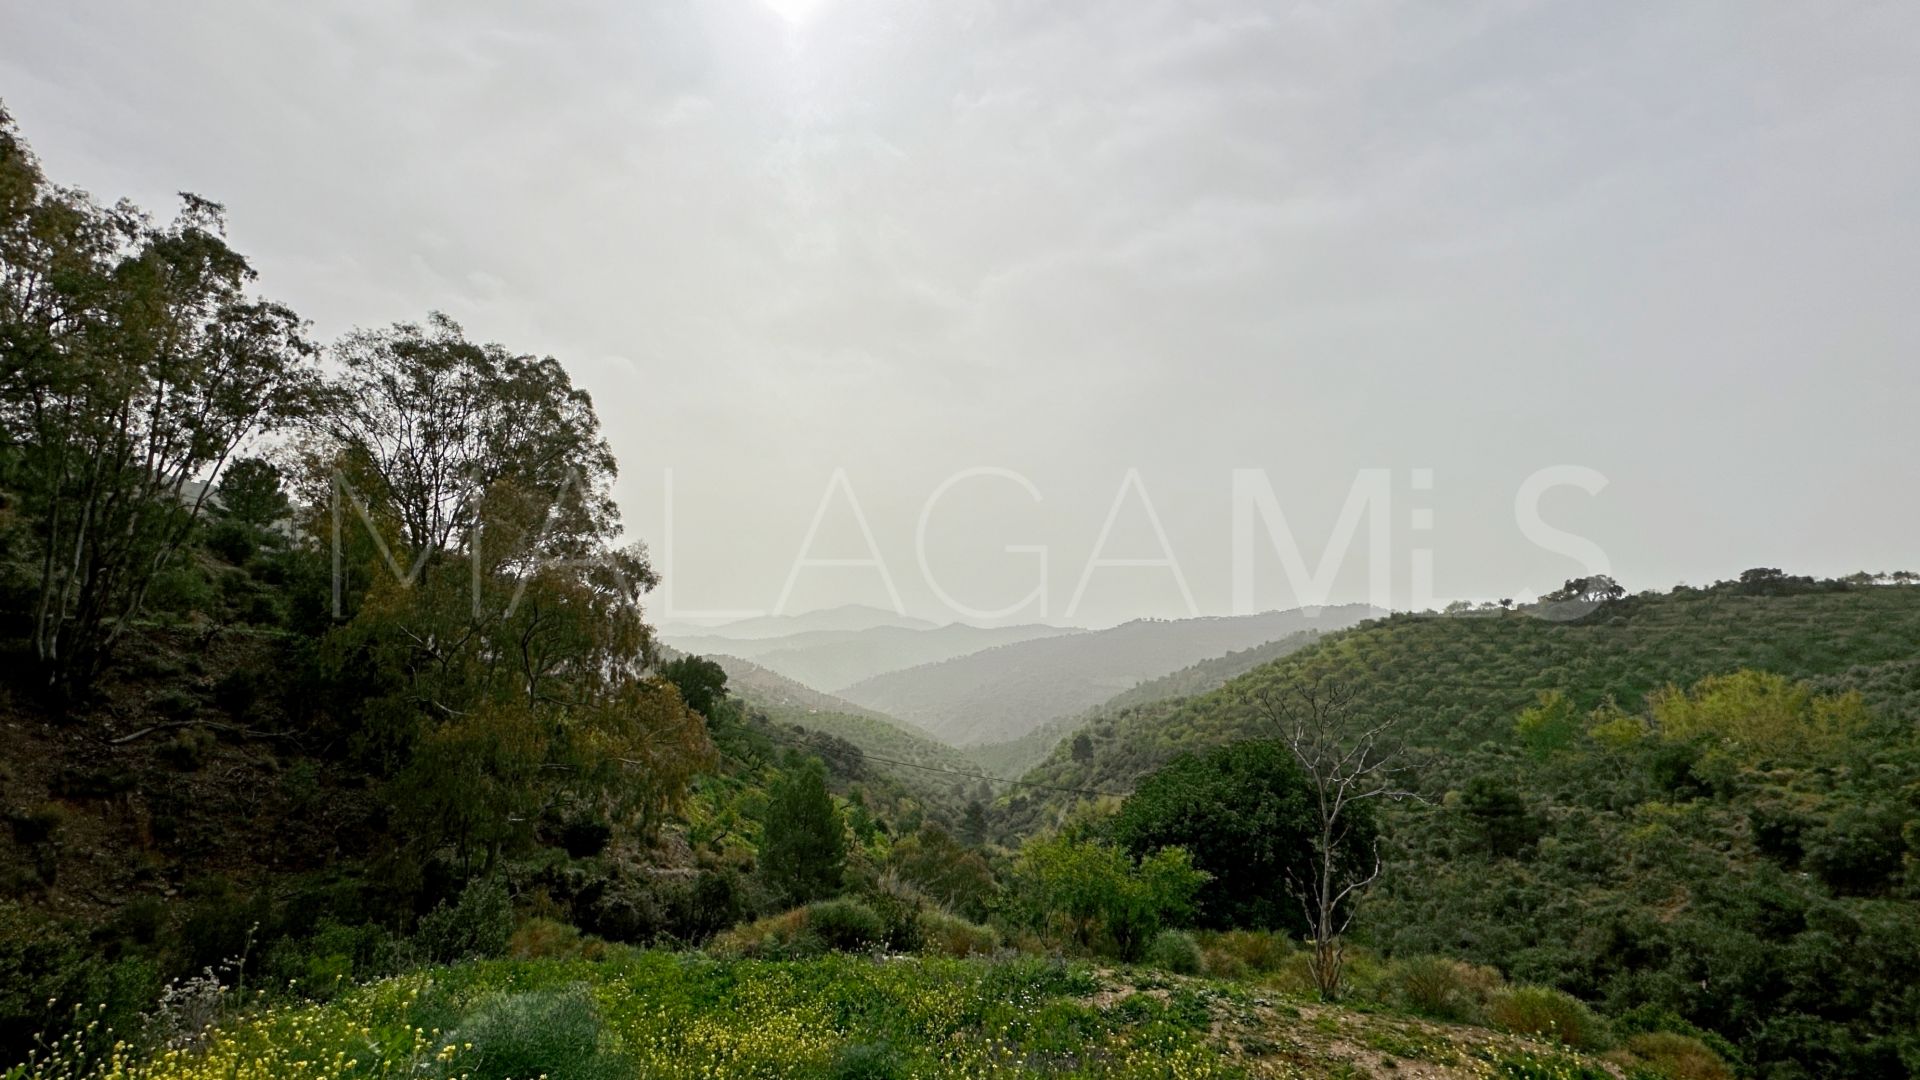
[{"xmin": 4, "ymin": 105, "xmax": 1919, "ymax": 1080}]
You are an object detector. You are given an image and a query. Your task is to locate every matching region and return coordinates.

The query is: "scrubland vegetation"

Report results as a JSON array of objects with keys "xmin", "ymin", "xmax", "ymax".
[{"xmin": 2, "ymin": 105, "xmax": 1916, "ymax": 1080}]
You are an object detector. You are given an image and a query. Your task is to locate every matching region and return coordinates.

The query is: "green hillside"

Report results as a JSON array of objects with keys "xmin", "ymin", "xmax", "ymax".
[
  {"xmin": 14, "ymin": 950, "xmax": 1642, "ymax": 1080},
  {"xmin": 1007, "ymin": 581, "xmax": 1920, "ymax": 1076},
  {"xmin": 841, "ymin": 606, "xmax": 1375, "ymax": 747},
  {"xmin": 690, "ymin": 651, "xmax": 986, "ymax": 821},
  {"xmin": 965, "ymin": 628, "xmax": 1332, "ymax": 779},
  {"xmin": 1015, "ymin": 585, "xmax": 1920, "ymax": 804},
  {"xmin": 663, "ymin": 621, "xmax": 1077, "ymax": 691}
]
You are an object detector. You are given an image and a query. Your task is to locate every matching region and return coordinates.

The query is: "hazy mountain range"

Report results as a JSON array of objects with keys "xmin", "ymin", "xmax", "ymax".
[
  {"xmin": 838, "ymin": 606, "xmax": 1380, "ymax": 746},
  {"xmin": 661, "ymin": 621, "xmax": 1076, "ymax": 691}
]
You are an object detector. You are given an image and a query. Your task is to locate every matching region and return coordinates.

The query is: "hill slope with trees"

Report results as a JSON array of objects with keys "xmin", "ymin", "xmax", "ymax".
[
  {"xmin": 840, "ymin": 606, "xmax": 1376, "ymax": 746},
  {"xmin": 1009, "ymin": 579, "xmax": 1920, "ymax": 1076},
  {"xmin": 964, "ymin": 627, "xmax": 1335, "ymax": 779},
  {"xmin": 663, "ymin": 621, "xmax": 1077, "ymax": 691}
]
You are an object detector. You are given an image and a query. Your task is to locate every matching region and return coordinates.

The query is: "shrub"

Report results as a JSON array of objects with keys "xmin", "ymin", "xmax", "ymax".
[
  {"xmin": 416, "ymin": 878, "xmax": 513, "ymax": 963},
  {"xmin": 685, "ymin": 868, "xmax": 749, "ymax": 942},
  {"xmin": 807, "ymin": 898, "xmax": 885, "ymax": 953},
  {"xmin": 158, "ymin": 726, "xmax": 217, "ymax": 771},
  {"xmin": 151, "ymin": 687, "xmax": 200, "ymax": 722},
  {"xmin": 1145, "ymin": 929, "xmax": 1203, "ymax": 974},
  {"xmin": 508, "ymin": 917, "xmax": 587, "ymax": 960},
  {"xmin": 262, "ymin": 919, "xmax": 395, "ymax": 996},
  {"xmin": 710, "ymin": 907, "xmax": 815, "ymax": 958},
  {"xmin": 1487, "ymin": 985, "xmax": 1609, "ymax": 1051},
  {"xmin": 441, "ymin": 985, "xmax": 626, "ymax": 1080},
  {"xmin": 0, "ymin": 901, "xmax": 159, "ymax": 1065},
  {"xmin": 1006, "ymin": 836, "xmax": 1207, "ymax": 960},
  {"xmin": 1195, "ymin": 929, "xmax": 1291, "ymax": 976},
  {"xmin": 1387, "ymin": 954, "xmax": 1503, "ymax": 1022},
  {"xmin": 865, "ymin": 874, "xmax": 926, "ymax": 953},
  {"xmin": 1624, "ymin": 1031, "xmax": 1735, "ymax": 1080},
  {"xmin": 205, "ymin": 520, "xmax": 257, "ymax": 565},
  {"xmin": 918, "ymin": 910, "xmax": 999, "ymax": 957}
]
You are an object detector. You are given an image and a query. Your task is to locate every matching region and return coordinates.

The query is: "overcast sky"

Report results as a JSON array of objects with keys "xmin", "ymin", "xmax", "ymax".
[{"xmin": 4, "ymin": 1, "xmax": 1916, "ymax": 627}]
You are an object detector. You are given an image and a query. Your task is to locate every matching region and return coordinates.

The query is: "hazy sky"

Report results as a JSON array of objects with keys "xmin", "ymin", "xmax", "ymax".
[{"xmin": 4, "ymin": 1, "xmax": 1916, "ymax": 627}]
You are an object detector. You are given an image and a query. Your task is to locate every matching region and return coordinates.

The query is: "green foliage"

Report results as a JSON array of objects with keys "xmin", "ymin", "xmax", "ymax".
[
  {"xmin": 442, "ymin": 985, "xmax": 626, "ymax": 1080},
  {"xmin": 760, "ymin": 758, "xmax": 848, "ymax": 906},
  {"xmin": 212, "ymin": 456, "xmax": 289, "ymax": 530},
  {"xmin": 887, "ymin": 824, "xmax": 997, "ymax": 921},
  {"xmin": 1110, "ymin": 739, "xmax": 1326, "ymax": 932},
  {"xmin": 1016, "ymin": 585, "xmax": 1920, "ymax": 1076},
  {"xmin": 415, "ymin": 879, "xmax": 514, "ymax": 965},
  {"xmin": 1648, "ymin": 669, "xmax": 1867, "ymax": 764},
  {"xmin": 917, "ymin": 910, "xmax": 999, "ymax": 957},
  {"xmin": 805, "ymin": 898, "xmax": 886, "ymax": 953},
  {"xmin": 1623, "ymin": 1031, "xmax": 1734, "ymax": 1080},
  {"xmin": 203, "ymin": 519, "xmax": 257, "ymax": 565},
  {"xmin": 660, "ymin": 654, "xmax": 729, "ymax": 719},
  {"xmin": 1515, "ymin": 691, "xmax": 1581, "ymax": 758},
  {"xmin": 1143, "ymin": 929, "xmax": 1202, "ymax": 975},
  {"xmin": 0, "ymin": 901, "xmax": 161, "ymax": 1066},
  {"xmin": 1384, "ymin": 954, "xmax": 1501, "ymax": 1023},
  {"xmin": 1006, "ymin": 837, "xmax": 1208, "ymax": 961},
  {"xmin": 1486, "ymin": 986, "xmax": 1611, "ymax": 1052},
  {"xmin": 1455, "ymin": 775, "xmax": 1540, "ymax": 859},
  {"xmin": 0, "ymin": 114, "xmax": 319, "ymax": 693},
  {"xmin": 1193, "ymin": 929, "xmax": 1293, "ymax": 978}
]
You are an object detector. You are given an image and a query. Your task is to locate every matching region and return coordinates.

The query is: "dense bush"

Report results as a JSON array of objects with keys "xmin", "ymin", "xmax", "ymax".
[
  {"xmin": 1144, "ymin": 929, "xmax": 1202, "ymax": 974},
  {"xmin": 917, "ymin": 910, "xmax": 999, "ymax": 957},
  {"xmin": 1194, "ymin": 929, "xmax": 1292, "ymax": 978},
  {"xmin": 1384, "ymin": 954, "xmax": 1502, "ymax": 1023},
  {"xmin": 415, "ymin": 879, "xmax": 514, "ymax": 964},
  {"xmin": 1623, "ymin": 1031, "xmax": 1735, "ymax": 1080},
  {"xmin": 806, "ymin": 899, "xmax": 886, "ymax": 953},
  {"xmin": 442, "ymin": 985, "xmax": 626, "ymax": 1080},
  {"xmin": 1109, "ymin": 740, "xmax": 1335, "ymax": 933},
  {"xmin": 1005, "ymin": 836, "xmax": 1207, "ymax": 961},
  {"xmin": 710, "ymin": 908, "xmax": 814, "ymax": 959},
  {"xmin": 1487, "ymin": 986, "xmax": 1610, "ymax": 1052}
]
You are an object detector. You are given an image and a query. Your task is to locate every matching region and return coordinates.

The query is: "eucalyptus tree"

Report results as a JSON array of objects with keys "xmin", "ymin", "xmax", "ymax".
[{"xmin": 0, "ymin": 109, "xmax": 318, "ymax": 695}]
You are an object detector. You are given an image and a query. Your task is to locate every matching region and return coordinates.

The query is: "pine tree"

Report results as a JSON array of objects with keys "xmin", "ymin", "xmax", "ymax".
[{"xmin": 760, "ymin": 757, "xmax": 846, "ymax": 906}]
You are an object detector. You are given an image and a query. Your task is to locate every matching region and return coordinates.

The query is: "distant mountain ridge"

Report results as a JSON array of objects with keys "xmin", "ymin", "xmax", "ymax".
[
  {"xmin": 661, "ymin": 648, "xmax": 984, "ymax": 821},
  {"xmin": 963, "ymin": 626, "xmax": 1334, "ymax": 779},
  {"xmin": 839, "ymin": 605, "xmax": 1378, "ymax": 746},
  {"xmin": 663, "ymin": 621, "xmax": 1076, "ymax": 691},
  {"xmin": 657, "ymin": 603, "xmax": 934, "ymax": 641}
]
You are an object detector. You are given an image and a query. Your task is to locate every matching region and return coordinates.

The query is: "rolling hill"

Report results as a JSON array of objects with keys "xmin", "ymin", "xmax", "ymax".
[
  {"xmin": 963, "ymin": 627, "xmax": 1335, "ymax": 779},
  {"xmin": 662, "ymin": 621, "xmax": 1076, "ymax": 691},
  {"xmin": 686, "ymin": 651, "xmax": 988, "ymax": 820},
  {"xmin": 838, "ymin": 606, "xmax": 1377, "ymax": 746},
  {"xmin": 1013, "ymin": 584, "xmax": 1920, "ymax": 804},
  {"xmin": 656, "ymin": 603, "xmax": 933, "ymax": 641},
  {"xmin": 1004, "ymin": 579, "xmax": 1920, "ymax": 1076}
]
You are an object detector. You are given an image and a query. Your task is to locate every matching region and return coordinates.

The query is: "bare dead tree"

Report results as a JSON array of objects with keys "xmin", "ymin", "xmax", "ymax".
[{"xmin": 1242, "ymin": 676, "xmax": 1416, "ymax": 1000}]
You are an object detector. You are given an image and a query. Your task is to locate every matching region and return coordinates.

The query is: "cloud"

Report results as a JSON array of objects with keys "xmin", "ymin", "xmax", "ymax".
[{"xmin": 4, "ymin": 0, "xmax": 1918, "ymax": 623}]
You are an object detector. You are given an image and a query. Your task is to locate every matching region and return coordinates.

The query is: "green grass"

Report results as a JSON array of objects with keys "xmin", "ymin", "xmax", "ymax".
[
  {"xmin": 10, "ymin": 950, "xmax": 1658, "ymax": 1080},
  {"xmin": 13, "ymin": 954, "xmax": 1241, "ymax": 1080}
]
